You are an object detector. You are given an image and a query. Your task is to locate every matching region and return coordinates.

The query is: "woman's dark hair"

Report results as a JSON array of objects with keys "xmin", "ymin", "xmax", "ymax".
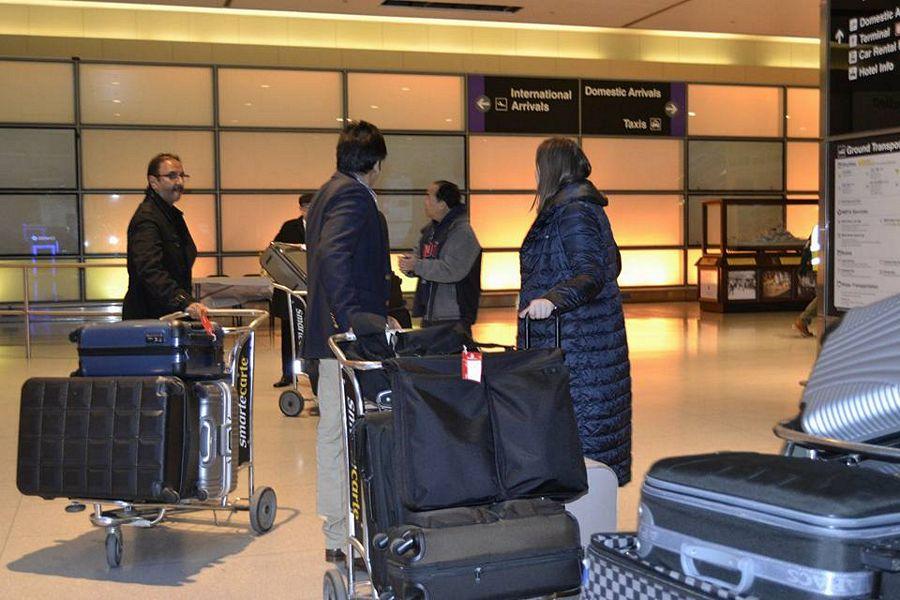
[
  {"xmin": 146, "ymin": 152, "xmax": 181, "ymax": 178},
  {"xmin": 298, "ymin": 193, "xmax": 314, "ymax": 207},
  {"xmin": 336, "ymin": 121, "xmax": 387, "ymax": 174},
  {"xmin": 432, "ymin": 180, "xmax": 461, "ymax": 209},
  {"xmin": 535, "ymin": 138, "xmax": 591, "ymax": 212}
]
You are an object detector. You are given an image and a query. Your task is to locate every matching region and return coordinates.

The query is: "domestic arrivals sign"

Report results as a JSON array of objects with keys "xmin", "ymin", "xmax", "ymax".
[
  {"xmin": 468, "ymin": 75, "xmax": 579, "ymax": 134},
  {"xmin": 581, "ymin": 80, "xmax": 686, "ymax": 136}
]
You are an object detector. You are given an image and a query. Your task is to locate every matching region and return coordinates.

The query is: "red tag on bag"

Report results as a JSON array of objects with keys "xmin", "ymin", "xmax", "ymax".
[{"xmin": 462, "ymin": 350, "xmax": 483, "ymax": 383}]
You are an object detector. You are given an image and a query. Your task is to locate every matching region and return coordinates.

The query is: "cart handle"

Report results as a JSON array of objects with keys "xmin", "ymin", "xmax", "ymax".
[
  {"xmin": 773, "ymin": 420, "xmax": 900, "ymax": 463},
  {"xmin": 160, "ymin": 308, "xmax": 269, "ymax": 334},
  {"xmin": 270, "ymin": 281, "xmax": 307, "ymax": 297},
  {"xmin": 328, "ymin": 330, "xmax": 410, "ymax": 371}
]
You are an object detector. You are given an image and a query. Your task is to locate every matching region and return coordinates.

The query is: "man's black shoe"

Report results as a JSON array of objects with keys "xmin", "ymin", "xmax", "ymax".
[
  {"xmin": 325, "ymin": 548, "xmax": 366, "ymax": 571},
  {"xmin": 273, "ymin": 377, "xmax": 292, "ymax": 388}
]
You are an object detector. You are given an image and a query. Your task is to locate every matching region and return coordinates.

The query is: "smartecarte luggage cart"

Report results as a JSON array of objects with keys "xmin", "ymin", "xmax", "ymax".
[{"xmin": 62, "ymin": 308, "xmax": 277, "ymax": 568}]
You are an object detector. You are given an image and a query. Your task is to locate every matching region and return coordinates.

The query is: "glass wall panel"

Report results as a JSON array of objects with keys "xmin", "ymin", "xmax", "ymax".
[
  {"xmin": 786, "ymin": 204, "xmax": 819, "ymax": 238},
  {"xmin": 687, "ymin": 248, "xmax": 702, "ymax": 285},
  {"xmin": 787, "ymin": 88, "xmax": 820, "ymax": 138},
  {"xmin": 223, "ymin": 256, "xmax": 264, "ymax": 277},
  {"xmin": 787, "ymin": 141, "xmax": 819, "ymax": 191},
  {"xmin": 390, "ymin": 254, "xmax": 418, "ymax": 293},
  {"xmin": 688, "ymin": 141, "xmax": 783, "ymax": 191},
  {"xmin": 0, "ymin": 61, "xmax": 73, "ymax": 123},
  {"xmin": 0, "ymin": 260, "xmax": 79, "ymax": 302},
  {"xmin": 688, "ymin": 85, "xmax": 782, "ymax": 137},
  {"xmin": 470, "ymin": 136, "xmax": 544, "ymax": 190},
  {"xmin": 84, "ymin": 259, "xmax": 126, "ymax": 301},
  {"xmin": 606, "ymin": 195, "xmax": 683, "ymax": 246},
  {"xmin": 81, "ymin": 130, "xmax": 215, "ymax": 189},
  {"xmin": 348, "ymin": 73, "xmax": 464, "ymax": 131},
  {"xmin": 0, "ymin": 195, "xmax": 78, "ymax": 255},
  {"xmin": 220, "ymin": 132, "xmax": 334, "ymax": 190},
  {"xmin": 219, "ymin": 68, "xmax": 342, "ymax": 128},
  {"xmin": 618, "ymin": 249, "xmax": 684, "ymax": 287},
  {"xmin": 84, "ymin": 193, "xmax": 216, "ymax": 254},
  {"xmin": 221, "ymin": 194, "xmax": 299, "ymax": 252},
  {"xmin": 583, "ymin": 138, "xmax": 683, "ymax": 191},
  {"xmin": 469, "ymin": 194, "xmax": 534, "ymax": 249},
  {"xmin": 193, "ymin": 257, "xmax": 218, "ymax": 278},
  {"xmin": 379, "ymin": 135, "xmax": 465, "ymax": 190},
  {"xmin": 80, "ymin": 64, "xmax": 212, "ymax": 126},
  {"xmin": 0, "ymin": 129, "xmax": 76, "ymax": 188},
  {"xmin": 381, "ymin": 195, "xmax": 429, "ymax": 250},
  {"xmin": 482, "ymin": 251, "xmax": 520, "ymax": 291}
]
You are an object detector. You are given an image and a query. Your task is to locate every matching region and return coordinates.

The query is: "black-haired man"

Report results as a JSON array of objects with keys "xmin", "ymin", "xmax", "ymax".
[
  {"xmin": 302, "ymin": 121, "xmax": 392, "ymax": 564},
  {"xmin": 399, "ymin": 180, "xmax": 482, "ymax": 331},
  {"xmin": 123, "ymin": 153, "xmax": 207, "ymax": 321}
]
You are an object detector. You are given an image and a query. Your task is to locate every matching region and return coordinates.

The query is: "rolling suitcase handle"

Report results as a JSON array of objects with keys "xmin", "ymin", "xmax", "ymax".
[{"xmin": 523, "ymin": 312, "xmax": 561, "ymax": 349}]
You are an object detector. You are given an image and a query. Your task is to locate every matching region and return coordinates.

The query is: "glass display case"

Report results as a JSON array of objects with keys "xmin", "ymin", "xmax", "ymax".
[{"xmin": 697, "ymin": 198, "xmax": 818, "ymax": 312}]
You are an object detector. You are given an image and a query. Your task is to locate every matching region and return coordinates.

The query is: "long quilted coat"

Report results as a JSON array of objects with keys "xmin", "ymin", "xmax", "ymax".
[{"xmin": 517, "ymin": 180, "xmax": 632, "ymax": 485}]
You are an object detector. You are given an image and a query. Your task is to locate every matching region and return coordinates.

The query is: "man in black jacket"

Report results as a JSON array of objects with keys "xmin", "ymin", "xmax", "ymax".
[
  {"xmin": 272, "ymin": 193, "xmax": 313, "ymax": 388},
  {"xmin": 302, "ymin": 121, "xmax": 391, "ymax": 564},
  {"xmin": 123, "ymin": 153, "xmax": 207, "ymax": 321}
]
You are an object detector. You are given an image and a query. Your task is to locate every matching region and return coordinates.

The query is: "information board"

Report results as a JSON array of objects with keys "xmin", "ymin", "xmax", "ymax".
[{"xmin": 832, "ymin": 133, "xmax": 900, "ymax": 309}]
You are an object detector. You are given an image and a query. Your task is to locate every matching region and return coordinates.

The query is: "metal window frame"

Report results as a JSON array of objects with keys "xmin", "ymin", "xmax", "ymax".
[{"xmin": 0, "ymin": 56, "xmax": 820, "ymax": 298}]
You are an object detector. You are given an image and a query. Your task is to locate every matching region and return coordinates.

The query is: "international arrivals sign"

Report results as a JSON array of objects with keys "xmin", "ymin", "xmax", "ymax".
[{"xmin": 468, "ymin": 75, "xmax": 579, "ymax": 134}]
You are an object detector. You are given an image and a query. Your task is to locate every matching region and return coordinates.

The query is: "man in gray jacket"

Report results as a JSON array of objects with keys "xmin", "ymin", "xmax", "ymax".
[{"xmin": 399, "ymin": 180, "xmax": 482, "ymax": 331}]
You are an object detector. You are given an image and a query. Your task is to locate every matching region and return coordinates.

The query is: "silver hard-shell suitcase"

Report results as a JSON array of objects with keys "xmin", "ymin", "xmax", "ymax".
[
  {"xmin": 801, "ymin": 293, "xmax": 900, "ymax": 445},
  {"xmin": 260, "ymin": 242, "xmax": 307, "ymax": 291},
  {"xmin": 194, "ymin": 380, "xmax": 238, "ymax": 500}
]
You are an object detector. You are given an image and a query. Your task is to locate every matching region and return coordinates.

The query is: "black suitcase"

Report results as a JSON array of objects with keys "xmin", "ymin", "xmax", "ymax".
[
  {"xmin": 638, "ymin": 453, "xmax": 900, "ymax": 599},
  {"xmin": 73, "ymin": 320, "xmax": 225, "ymax": 379},
  {"xmin": 260, "ymin": 241, "xmax": 307, "ymax": 291},
  {"xmin": 17, "ymin": 377, "xmax": 200, "ymax": 503},
  {"xmin": 381, "ymin": 498, "xmax": 582, "ymax": 600}
]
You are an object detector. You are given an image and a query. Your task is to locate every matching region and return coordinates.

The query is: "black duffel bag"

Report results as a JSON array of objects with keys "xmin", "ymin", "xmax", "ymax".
[{"xmin": 385, "ymin": 349, "xmax": 588, "ymax": 511}]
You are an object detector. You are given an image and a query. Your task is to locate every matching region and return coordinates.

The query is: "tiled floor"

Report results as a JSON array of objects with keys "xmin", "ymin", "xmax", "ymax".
[{"xmin": 0, "ymin": 303, "xmax": 818, "ymax": 598}]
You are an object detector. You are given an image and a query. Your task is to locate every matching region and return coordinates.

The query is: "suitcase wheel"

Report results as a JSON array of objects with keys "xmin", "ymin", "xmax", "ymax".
[
  {"xmin": 105, "ymin": 530, "xmax": 123, "ymax": 568},
  {"xmin": 278, "ymin": 390, "xmax": 305, "ymax": 418},
  {"xmin": 249, "ymin": 486, "xmax": 277, "ymax": 534},
  {"xmin": 323, "ymin": 568, "xmax": 348, "ymax": 600}
]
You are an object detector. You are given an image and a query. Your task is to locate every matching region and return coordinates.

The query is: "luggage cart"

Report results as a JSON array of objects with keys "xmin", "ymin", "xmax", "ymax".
[
  {"xmin": 323, "ymin": 330, "xmax": 390, "ymax": 600},
  {"xmin": 63, "ymin": 308, "xmax": 278, "ymax": 568},
  {"xmin": 271, "ymin": 282, "xmax": 317, "ymax": 417}
]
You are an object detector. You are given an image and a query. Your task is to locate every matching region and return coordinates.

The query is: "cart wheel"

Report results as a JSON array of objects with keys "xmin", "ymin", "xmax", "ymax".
[
  {"xmin": 278, "ymin": 390, "xmax": 304, "ymax": 417},
  {"xmin": 249, "ymin": 486, "xmax": 277, "ymax": 534},
  {"xmin": 105, "ymin": 530, "xmax": 123, "ymax": 568},
  {"xmin": 323, "ymin": 568, "xmax": 348, "ymax": 600}
]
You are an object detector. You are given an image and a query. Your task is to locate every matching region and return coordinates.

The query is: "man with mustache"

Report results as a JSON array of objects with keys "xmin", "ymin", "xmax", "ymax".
[{"xmin": 123, "ymin": 153, "xmax": 208, "ymax": 321}]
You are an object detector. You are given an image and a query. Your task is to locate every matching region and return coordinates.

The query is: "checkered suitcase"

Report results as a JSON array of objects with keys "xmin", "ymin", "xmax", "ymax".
[{"xmin": 584, "ymin": 534, "xmax": 758, "ymax": 600}]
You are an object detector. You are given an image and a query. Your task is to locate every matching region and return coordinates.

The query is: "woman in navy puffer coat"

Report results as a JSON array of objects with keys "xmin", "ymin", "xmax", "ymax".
[{"xmin": 517, "ymin": 137, "xmax": 632, "ymax": 485}]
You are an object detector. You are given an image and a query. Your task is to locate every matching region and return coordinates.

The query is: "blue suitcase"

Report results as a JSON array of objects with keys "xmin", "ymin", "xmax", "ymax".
[{"xmin": 73, "ymin": 320, "xmax": 225, "ymax": 379}]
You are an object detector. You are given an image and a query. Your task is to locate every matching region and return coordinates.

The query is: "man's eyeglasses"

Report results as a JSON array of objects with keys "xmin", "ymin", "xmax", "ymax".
[{"xmin": 155, "ymin": 171, "xmax": 190, "ymax": 181}]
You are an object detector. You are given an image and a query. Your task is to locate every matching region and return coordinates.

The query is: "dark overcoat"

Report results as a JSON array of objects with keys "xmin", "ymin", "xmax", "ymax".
[{"xmin": 516, "ymin": 180, "xmax": 632, "ymax": 484}]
